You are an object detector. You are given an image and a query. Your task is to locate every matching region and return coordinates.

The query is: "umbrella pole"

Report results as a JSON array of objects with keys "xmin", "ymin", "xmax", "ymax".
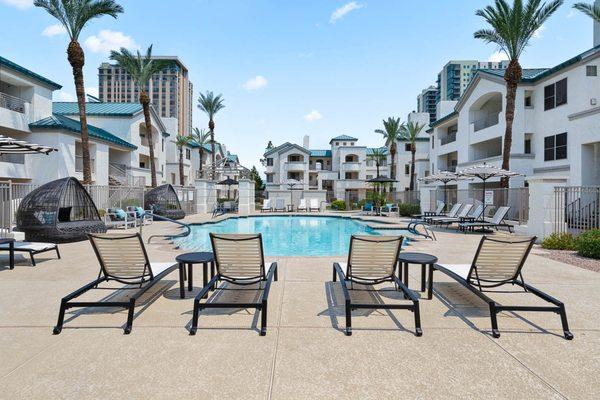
[{"xmin": 481, "ymin": 178, "xmax": 486, "ymax": 221}]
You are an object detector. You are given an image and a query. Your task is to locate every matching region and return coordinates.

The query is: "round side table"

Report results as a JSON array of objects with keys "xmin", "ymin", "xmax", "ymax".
[
  {"xmin": 397, "ymin": 252, "xmax": 438, "ymax": 300},
  {"xmin": 175, "ymin": 252, "xmax": 215, "ymax": 299}
]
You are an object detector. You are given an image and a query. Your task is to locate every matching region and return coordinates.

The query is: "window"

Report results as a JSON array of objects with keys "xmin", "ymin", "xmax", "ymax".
[
  {"xmin": 266, "ymin": 158, "xmax": 273, "ymax": 166},
  {"xmin": 350, "ymin": 142, "xmax": 354, "ymax": 146},
  {"xmin": 524, "ymin": 138, "xmax": 532, "ymax": 154},
  {"xmin": 544, "ymin": 78, "xmax": 567, "ymax": 110},
  {"xmin": 266, "ymin": 174, "xmax": 273, "ymax": 183},
  {"xmin": 343, "ymin": 142, "xmax": 347, "ymax": 146},
  {"xmin": 185, "ymin": 148, "xmax": 191, "ymax": 160},
  {"xmin": 405, "ymin": 143, "xmax": 411, "ymax": 151},
  {"xmin": 345, "ymin": 172, "xmax": 353, "ymax": 179},
  {"xmin": 544, "ymin": 133, "xmax": 567, "ymax": 161},
  {"xmin": 431, "ymin": 135, "xmax": 434, "ymax": 149},
  {"xmin": 586, "ymin": 65, "xmax": 597, "ymax": 76},
  {"xmin": 405, "ymin": 164, "xmax": 410, "ymax": 175},
  {"xmin": 335, "ymin": 142, "xmax": 339, "ymax": 146},
  {"xmin": 366, "ymin": 175, "xmax": 373, "ymax": 180}
]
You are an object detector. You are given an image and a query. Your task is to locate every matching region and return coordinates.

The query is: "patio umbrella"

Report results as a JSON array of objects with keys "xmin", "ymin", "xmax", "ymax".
[
  {"xmin": 419, "ymin": 171, "xmax": 472, "ymax": 211},
  {"xmin": 457, "ymin": 163, "xmax": 521, "ymax": 220},
  {"xmin": 0, "ymin": 135, "xmax": 56, "ymax": 155},
  {"xmin": 217, "ymin": 177, "xmax": 239, "ymax": 200}
]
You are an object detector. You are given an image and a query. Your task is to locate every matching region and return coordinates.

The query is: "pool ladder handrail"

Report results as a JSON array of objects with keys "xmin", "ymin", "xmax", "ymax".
[{"xmin": 145, "ymin": 212, "xmax": 191, "ymax": 243}]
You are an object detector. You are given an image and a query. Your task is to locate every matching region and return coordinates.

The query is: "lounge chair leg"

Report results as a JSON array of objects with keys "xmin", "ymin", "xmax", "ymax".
[
  {"xmin": 55, "ymin": 247, "xmax": 61, "ymax": 259},
  {"xmin": 30, "ymin": 252, "xmax": 36, "ymax": 266},
  {"xmin": 124, "ymin": 298, "xmax": 135, "ymax": 334},
  {"xmin": 345, "ymin": 299, "xmax": 352, "ymax": 336},
  {"xmin": 332, "ymin": 265, "xmax": 337, "ymax": 282},
  {"xmin": 274, "ymin": 263, "xmax": 278, "ymax": 282},
  {"xmin": 427, "ymin": 265, "xmax": 434, "ymax": 300},
  {"xmin": 53, "ymin": 300, "xmax": 67, "ymax": 335},
  {"xmin": 260, "ymin": 300, "xmax": 268, "ymax": 336},
  {"xmin": 559, "ymin": 304, "xmax": 573, "ymax": 340},
  {"xmin": 489, "ymin": 302, "xmax": 500, "ymax": 338},
  {"xmin": 413, "ymin": 301, "xmax": 423, "ymax": 337},
  {"xmin": 190, "ymin": 300, "xmax": 200, "ymax": 335}
]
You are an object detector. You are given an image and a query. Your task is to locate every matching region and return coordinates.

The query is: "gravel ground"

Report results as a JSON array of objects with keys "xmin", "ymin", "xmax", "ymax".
[{"xmin": 533, "ymin": 247, "xmax": 600, "ymax": 273}]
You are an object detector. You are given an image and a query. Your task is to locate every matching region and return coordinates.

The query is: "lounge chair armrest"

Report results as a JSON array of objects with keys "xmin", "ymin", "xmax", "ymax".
[
  {"xmin": 261, "ymin": 262, "xmax": 278, "ymax": 302},
  {"xmin": 393, "ymin": 275, "xmax": 420, "ymax": 302},
  {"xmin": 333, "ymin": 263, "xmax": 351, "ymax": 302},
  {"xmin": 195, "ymin": 274, "xmax": 220, "ymax": 302}
]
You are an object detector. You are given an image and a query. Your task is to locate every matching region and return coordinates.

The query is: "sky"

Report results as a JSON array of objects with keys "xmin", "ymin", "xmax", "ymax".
[{"xmin": 0, "ymin": 0, "xmax": 595, "ymax": 175}]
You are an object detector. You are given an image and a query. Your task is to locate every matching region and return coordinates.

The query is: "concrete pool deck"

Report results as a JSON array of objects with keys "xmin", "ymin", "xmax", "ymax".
[{"xmin": 0, "ymin": 212, "xmax": 599, "ymax": 399}]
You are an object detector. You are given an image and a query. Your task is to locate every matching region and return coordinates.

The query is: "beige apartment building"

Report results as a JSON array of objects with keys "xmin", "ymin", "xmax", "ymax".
[{"xmin": 98, "ymin": 56, "xmax": 193, "ymax": 136}]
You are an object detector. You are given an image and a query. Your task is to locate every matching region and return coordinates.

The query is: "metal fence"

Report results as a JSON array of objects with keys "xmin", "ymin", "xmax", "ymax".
[
  {"xmin": 554, "ymin": 186, "xmax": 600, "ymax": 235},
  {"xmin": 0, "ymin": 182, "xmax": 198, "ymax": 233},
  {"xmin": 393, "ymin": 191, "xmax": 420, "ymax": 205},
  {"xmin": 429, "ymin": 187, "xmax": 529, "ymax": 224}
]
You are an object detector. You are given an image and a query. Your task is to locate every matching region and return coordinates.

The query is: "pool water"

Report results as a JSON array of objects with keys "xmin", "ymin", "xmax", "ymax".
[{"xmin": 173, "ymin": 216, "xmax": 411, "ymax": 256}]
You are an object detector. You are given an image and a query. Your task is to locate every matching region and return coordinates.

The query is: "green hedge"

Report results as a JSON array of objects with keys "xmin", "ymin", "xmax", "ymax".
[
  {"xmin": 331, "ymin": 200, "xmax": 346, "ymax": 210},
  {"xmin": 577, "ymin": 230, "xmax": 600, "ymax": 259},
  {"xmin": 541, "ymin": 233, "xmax": 578, "ymax": 251},
  {"xmin": 397, "ymin": 203, "xmax": 420, "ymax": 217}
]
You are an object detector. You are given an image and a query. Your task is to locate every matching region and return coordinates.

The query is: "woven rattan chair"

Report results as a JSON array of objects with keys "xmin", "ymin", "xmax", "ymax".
[
  {"xmin": 53, "ymin": 233, "xmax": 177, "ymax": 335},
  {"xmin": 190, "ymin": 233, "xmax": 278, "ymax": 336},
  {"xmin": 144, "ymin": 184, "xmax": 186, "ymax": 220},
  {"xmin": 333, "ymin": 235, "xmax": 422, "ymax": 337},
  {"xmin": 431, "ymin": 235, "xmax": 573, "ymax": 340}
]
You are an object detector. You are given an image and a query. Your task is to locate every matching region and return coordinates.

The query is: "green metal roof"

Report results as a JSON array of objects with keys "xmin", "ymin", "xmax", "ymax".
[
  {"xmin": 367, "ymin": 147, "xmax": 388, "ymax": 155},
  {"xmin": 29, "ymin": 114, "xmax": 137, "ymax": 150},
  {"xmin": 478, "ymin": 68, "xmax": 549, "ymax": 82},
  {"xmin": 226, "ymin": 153, "xmax": 239, "ymax": 162},
  {"xmin": 310, "ymin": 149, "xmax": 332, "ymax": 157},
  {"xmin": 429, "ymin": 111, "xmax": 458, "ymax": 128},
  {"xmin": 0, "ymin": 56, "xmax": 62, "ymax": 90},
  {"xmin": 330, "ymin": 135, "xmax": 358, "ymax": 143},
  {"xmin": 53, "ymin": 102, "xmax": 143, "ymax": 116},
  {"xmin": 202, "ymin": 142, "xmax": 222, "ymax": 154}
]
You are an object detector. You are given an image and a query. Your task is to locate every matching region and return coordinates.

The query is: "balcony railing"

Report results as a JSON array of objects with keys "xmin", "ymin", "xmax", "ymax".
[
  {"xmin": 0, "ymin": 153, "xmax": 25, "ymax": 164},
  {"xmin": 440, "ymin": 131, "xmax": 457, "ymax": 145},
  {"xmin": 473, "ymin": 113, "xmax": 500, "ymax": 132},
  {"xmin": 0, "ymin": 92, "xmax": 27, "ymax": 113},
  {"xmin": 75, "ymin": 155, "xmax": 96, "ymax": 173}
]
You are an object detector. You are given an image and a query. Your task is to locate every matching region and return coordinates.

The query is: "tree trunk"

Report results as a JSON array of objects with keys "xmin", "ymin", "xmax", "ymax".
[
  {"xmin": 140, "ymin": 91, "xmax": 157, "ymax": 187},
  {"xmin": 198, "ymin": 149, "xmax": 203, "ymax": 176},
  {"xmin": 409, "ymin": 145, "xmax": 416, "ymax": 191},
  {"xmin": 390, "ymin": 143, "xmax": 396, "ymax": 183},
  {"xmin": 209, "ymin": 119, "xmax": 215, "ymax": 180},
  {"xmin": 376, "ymin": 163, "xmax": 380, "ymax": 177},
  {"xmin": 501, "ymin": 59, "xmax": 522, "ymax": 188},
  {"xmin": 179, "ymin": 147, "xmax": 185, "ymax": 186},
  {"xmin": 67, "ymin": 40, "xmax": 92, "ymax": 184}
]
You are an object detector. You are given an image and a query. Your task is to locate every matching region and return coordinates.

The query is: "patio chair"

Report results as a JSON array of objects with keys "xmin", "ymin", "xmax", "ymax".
[
  {"xmin": 431, "ymin": 204, "xmax": 473, "ymax": 226},
  {"xmin": 411, "ymin": 202, "xmax": 445, "ymax": 219},
  {"xmin": 261, "ymin": 199, "xmax": 272, "ymax": 212},
  {"xmin": 52, "ymin": 233, "xmax": 177, "ymax": 335},
  {"xmin": 0, "ymin": 241, "xmax": 60, "ymax": 266},
  {"xmin": 422, "ymin": 203, "xmax": 462, "ymax": 224},
  {"xmin": 431, "ymin": 235, "xmax": 573, "ymax": 340},
  {"xmin": 274, "ymin": 198, "xmax": 287, "ymax": 212},
  {"xmin": 104, "ymin": 207, "xmax": 137, "ymax": 229},
  {"xmin": 436, "ymin": 204, "xmax": 484, "ymax": 228},
  {"xmin": 298, "ymin": 198, "xmax": 307, "ymax": 212},
  {"xmin": 380, "ymin": 203, "xmax": 399, "ymax": 217},
  {"xmin": 190, "ymin": 233, "xmax": 278, "ymax": 336},
  {"xmin": 309, "ymin": 198, "xmax": 320, "ymax": 212},
  {"xmin": 362, "ymin": 202, "xmax": 374, "ymax": 215},
  {"xmin": 332, "ymin": 235, "xmax": 422, "ymax": 337},
  {"xmin": 126, "ymin": 206, "xmax": 153, "ymax": 225},
  {"xmin": 458, "ymin": 206, "xmax": 512, "ymax": 233}
]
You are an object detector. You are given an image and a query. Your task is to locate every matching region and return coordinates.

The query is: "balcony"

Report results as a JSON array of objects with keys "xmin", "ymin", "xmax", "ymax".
[
  {"xmin": 473, "ymin": 113, "xmax": 499, "ymax": 132},
  {"xmin": 75, "ymin": 155, "xmax": 96, "ymax": 174},
  {"xmin": 440, "ymin": 131, "xmax": 456, "ymax": 145},
  {"xmin": 0, "ymin": 92, "xmax": 31, "ymax": 132},
  {"xmin": 0, "ymin": 153, "xmax": 25, "ymax": 164},
  {"xmin": 342, "ymin": 162, "xmax": 361, "ymax": 172},
  {"xmin": 284, "ymin": 161, "xmax": 307, "ymax": 171},
  {"xmin": 0, "ymin": 92, "xmax": 26, "ymax": 113}
]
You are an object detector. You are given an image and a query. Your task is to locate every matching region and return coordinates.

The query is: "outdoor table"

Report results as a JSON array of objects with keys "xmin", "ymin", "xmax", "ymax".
[
  {"xmin": 397, "ymin": 252, "xmax": 438, "ymax": 300},
  {"xmin": 287, "ymin": 204, "xmax": 294, "ymax": 212},
  {"xmin": 175, "ymin": 252, "xmax": 215, "ymax": 299},
  {"xmin": 0, "ymin": 238, "xmax": 15, "ymax": 270}
]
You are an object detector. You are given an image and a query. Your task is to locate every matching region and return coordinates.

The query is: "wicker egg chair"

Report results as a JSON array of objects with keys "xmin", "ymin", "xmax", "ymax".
[{"xmin": 144, "ymin": 184, "xmax": 186, "ymax": 220}]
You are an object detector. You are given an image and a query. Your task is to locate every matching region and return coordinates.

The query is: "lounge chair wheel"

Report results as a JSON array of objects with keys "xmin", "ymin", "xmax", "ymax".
[
  {"xmin": 189, "ymin": 328, "xmax": 197, "ymax": 336},
  {"xmin": 124, "ymin": 326, "xmax": 132, "ymax": 335},
  {"xmin": 564, "ymin": 331, "xmax": 574, "ymax": 340},
  {"xmin": 52, "ymin": 326, "xmax": 61, "ymax": 335},
  {"xmin": 492, "ymin": 329, "xmax": 501, "ymax": 338},
  {"xmin": 415, "ymin": 328, "xmax": 423, "ymax": 337},
  {"xmin": 260, "ymin": 328, "xmax": 267, "ymax": 336},
  {"xmin": 345, "ymin": 328, "xmax": 352, "ymax": 336}
]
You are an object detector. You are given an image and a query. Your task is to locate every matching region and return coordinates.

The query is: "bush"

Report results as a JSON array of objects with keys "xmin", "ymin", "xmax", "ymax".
[
  {"xmin": 541, "ymin": 233, "xmax": 578, "ymax": 251},
  {"xmin": 397, "ymin": 203, "xmax": 420, "ymax": 217},
  {"xmin": 331, "ymin": 200, "xmax": 346, "ymax": 210},
  {"xmin": 577, "ymin": 230, "xmax": 600, "ymax": 259}
]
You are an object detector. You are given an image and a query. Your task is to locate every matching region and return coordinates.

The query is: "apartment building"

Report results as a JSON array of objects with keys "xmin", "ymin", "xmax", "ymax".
[
  {"xmin": 428, "ymin": 45, "xmax": 600, "ymax": 190},
  {"xmin": 436, "ymin": 60, "xmax": 509, "ymax": 103},
  {"xmin": 417, "ymin": 85, "xmax": 438, "ymax": 123},
  {"xmin": 98, "ymin": 57, "xmax": 193, "ymax": 136}
]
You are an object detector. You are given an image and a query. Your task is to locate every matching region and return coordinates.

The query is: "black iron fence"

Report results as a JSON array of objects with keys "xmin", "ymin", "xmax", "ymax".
[{"xmin": 554, "ymin": 186, "xmax": 600, "ymax": 235}]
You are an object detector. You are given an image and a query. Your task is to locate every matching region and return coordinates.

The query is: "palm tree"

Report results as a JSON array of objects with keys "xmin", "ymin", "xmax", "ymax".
[
  {"xmin": 198, "ymin": 91, "xmax": 225, "ymax": 180},
  {"xmin": 474, "ymin": 0, "xmax": 563, "ymax": 187},
  {"xmin": 401, "ymin": 121, "xmax": 425, "ymax": 191},
  {"xmin": 573, "ymin": 2, "xmax": 600, "ymax": 21},
  {"xmin": 172, "ymin": 134, "xmax": 192, "ymax": 186},
  {"xmin": 191, "ymin": 127, "xmax": 210, "ymax": 178},
  {"xmin": 367, "ymin": 148, "xmax": 387, "ymax": 177},
  {"xmin": 34, "ymin": 0, "xmax": 123, "ymax": 183},
  {"xmin": 110, "ymin": 45, "xmax": 172, "ymax": 187},
  {"xmin": 374, "ymin": 117, "xmax": 405, "ymax": 182}
]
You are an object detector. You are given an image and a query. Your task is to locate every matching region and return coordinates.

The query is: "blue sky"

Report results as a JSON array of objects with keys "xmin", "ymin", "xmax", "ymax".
[{"xmin": 0, "ymin": 0, "xmax": 594, "ymax": 173}]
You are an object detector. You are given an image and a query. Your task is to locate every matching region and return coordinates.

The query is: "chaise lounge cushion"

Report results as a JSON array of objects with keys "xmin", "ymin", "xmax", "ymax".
[{"xmin": 0, "ymin": 242, "xmax": 56, "ymax": 251}]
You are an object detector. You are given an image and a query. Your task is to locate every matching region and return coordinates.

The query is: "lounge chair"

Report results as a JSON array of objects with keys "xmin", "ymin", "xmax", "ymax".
[
  {"xmin": 104, "ymin": 207, "xmax": 137, "ymax": 229},
  {"xmin": 52, "ymin": 233, "xmax": 177, "ymax": 335},
  {"xmin": 431, "ymin": 204, "xmax": 473, "ymax": 226},
  {"xmin": 261, "ymin": 199, "xmax": 272, "ymax": 212},
  {"xmin": 422, "ymin": 203, "xmax": 462, "ymax": 224},
  {"xmin": 190, "ymin": 233, "xmax": 278, "ymax": 336},
  {"xmin": 309, "ymin": 198, "xmax": 320, "ymax": 212},
  {"xmin": 380, "ymin": 203, "xmax": 399, "ymax": 217},
  {"xmin": 362, "ymin": 202, "xmax": 374, "ymax": 215},
  {"xmin": 458, "ymin": 206, "xmax": 512, "ymax": 233},
  {"xmin": 436, "ymin": 204, "xmax": 484, "ymax": 228},
  {"xmin": 431, "ymin": 235, "xmax": 573, "ymax": 340},
  {"xmin": 126, "ymin": 206, "xmax": 153, "ymax": 225},
  {"xmin": 411, "ymin": 202, "xmax": 445, "ymax": 219},
  {"xmin": 274, "ymin": 198, "xmax": 287, "ymax": 212},
  {"xmin": 332, "ymin": 235, "xmax": 422, "ymax": 336},
  {"xmin": 0, "ymin": 241, "xmax": 60, "ymax": 266},
  {"xmin": 297, "ymin": 198, "xmax": 307, "ymax": 212}
]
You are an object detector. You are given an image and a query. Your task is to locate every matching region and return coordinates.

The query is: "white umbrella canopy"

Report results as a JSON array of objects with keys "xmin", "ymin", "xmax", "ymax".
[
  {"xmin": 0, "ymin": 135, "xmax": 56, "ymax": 155},
  {"xmin": 419, "ymin": 171, "xmax": 472, "ymax": 211}
]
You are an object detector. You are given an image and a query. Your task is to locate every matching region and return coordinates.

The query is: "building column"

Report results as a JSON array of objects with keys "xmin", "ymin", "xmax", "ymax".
[
  {"xmin": 419, "ymin": 184, "xmax": 433, "ymax": 212},
  {"xmin": 237, "ymin": 179, "xmax": 255, "ymax": 215},
  {"xmin": 518, "ymin": 176, "xmax": 568, "ymax": 240},
  {"xmin": 194, "ymin": 179, "xmax": 217, "ymax": 214}
]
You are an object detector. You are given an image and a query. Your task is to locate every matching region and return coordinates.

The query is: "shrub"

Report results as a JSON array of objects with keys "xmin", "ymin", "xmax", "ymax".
[
  {"xmin": 331, "ymin": 200, "xmax": 346, "ymax": 210},
  {"xmin": 397, "ymin": 203, "xmax": 420, "ymax": 217},
  {"xmin": 541, "ymin": 233, "xmax": 578, "ymax": 251},
  {"xmin": 577, "ymin": 230, "xmax": 600, "ymax": 259}
]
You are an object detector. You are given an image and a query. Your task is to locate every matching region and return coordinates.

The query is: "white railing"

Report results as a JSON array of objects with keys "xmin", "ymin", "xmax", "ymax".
[
  {"xmin": 473, "ymin": 113, "xmax": 500, "ymax": 132},
  {"xmin": 0, "ymin": 92, "xmax": 27, "ymax": 113},
  {"xmin": 75, "ymin": 155, "xmax": 96, "ymax": 173}
]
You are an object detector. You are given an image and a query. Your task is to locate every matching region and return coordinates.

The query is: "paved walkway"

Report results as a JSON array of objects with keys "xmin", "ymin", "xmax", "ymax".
[{"xmin": 0, "ymin": 214, "xmax": 598, "ymax": 399}]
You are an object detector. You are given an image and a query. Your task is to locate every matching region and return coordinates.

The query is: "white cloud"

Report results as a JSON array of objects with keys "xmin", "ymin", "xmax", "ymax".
[
  {"xmin": 242, "ymin": 75, "xmax": 268, "ymax": 90},
  {"xmin": 42, "ymin": 24, "xmax": 67, "ymax": 37},
  {"xmin": 0, "ymin": 0, "xmax": 33, "ymax": 10},
  {"xmin": 532, "ymin": 25, "xmax": 546, "ymax": 39},
  {"xmin": 86, "ymin": 87, "xmax": 99, "ymax": 98},
  {"xmin": 297, "ymin": 52, "xmax": 314, "ymax": 59},
  {"xmin": 304, "ymin": 110, "xmax": 323, "ymax": 121},
  {"xmin": 83, "ymin": 30, "xmax": 138, "ymax": 54},
  {"xmin": 566, "ymin": 10, "xmax": 576, "ymax": 18},
  {"xmin": 488, "ymin": 50, "xmax": 509, "ymax": 62},
  {"xmin": 330, "ymin": 1, "xmax": 363, "ymax": 24},
  {"xmin": 54, "ymin": 91, "xmax": 75, "ymax": 102}
]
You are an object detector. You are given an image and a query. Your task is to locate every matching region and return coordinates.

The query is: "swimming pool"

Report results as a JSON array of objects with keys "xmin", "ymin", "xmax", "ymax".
[{"xmin": 173, "ymin": 216, "xmax": 411, "ymax": 256}]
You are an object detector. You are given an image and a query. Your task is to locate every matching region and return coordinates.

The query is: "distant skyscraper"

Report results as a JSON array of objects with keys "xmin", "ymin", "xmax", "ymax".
[
  {"xmin": 436, "ymin": 60, "xmax": 508, "ymax": 102},
  {"xmin": 417, "ymin": 86, "xmax": 438, "ymax": 123},
  {"xmin": 98, "ymin": 57, "xmax": 193, "ymax": 136}
]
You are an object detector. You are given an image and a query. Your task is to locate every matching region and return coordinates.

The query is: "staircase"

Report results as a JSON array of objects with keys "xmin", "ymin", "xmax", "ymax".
[{"xmin": 109, "ymin": 163, "xmax": 145, "ymax": 187}]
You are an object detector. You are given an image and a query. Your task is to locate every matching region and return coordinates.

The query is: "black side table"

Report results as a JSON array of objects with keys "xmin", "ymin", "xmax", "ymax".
[
  {"xmin": 397, "ymin": 252, "xmax": 438, "ymax": 300},
  {"xmin": 0, "ymin": 238, "xmax": 15, "ymax": 270},
  {"xmin": 175, "ymin": 252, "xmax": 215, "ymax": 299}
]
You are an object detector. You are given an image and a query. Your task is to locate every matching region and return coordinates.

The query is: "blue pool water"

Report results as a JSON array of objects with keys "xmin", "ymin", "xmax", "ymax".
[{"xmin": 173, "ymin": 216, "xmax": 411, "ymax": 256}]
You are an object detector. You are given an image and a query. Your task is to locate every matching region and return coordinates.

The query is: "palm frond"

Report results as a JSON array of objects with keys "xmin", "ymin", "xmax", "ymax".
[
  {"xmin": 573, "ymin": 2, "xmax": 600, "ymax": 22},
  {"xmin": 198, "ymin": 91, "xmax": 226, "ymax": 119}
]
